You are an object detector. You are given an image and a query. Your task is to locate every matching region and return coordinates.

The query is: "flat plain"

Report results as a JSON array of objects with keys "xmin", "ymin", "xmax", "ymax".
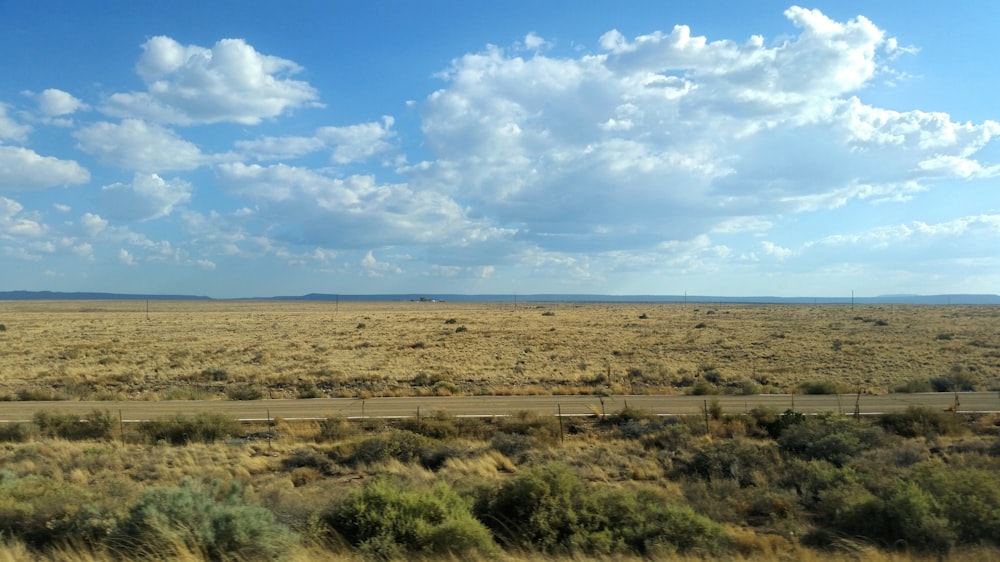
[
  {"xmin": 1, "ymin": 300, "xmax": 998, "ymax": 400},
  {"xmin": 1, "ymin": 300, "xmax": 1000, "ymax": 561}
]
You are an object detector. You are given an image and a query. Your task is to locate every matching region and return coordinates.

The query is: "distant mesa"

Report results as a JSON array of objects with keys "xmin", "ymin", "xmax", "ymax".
[{"xmin": 1, "ymin": 290, "xmax": 998, "ymax": 305}]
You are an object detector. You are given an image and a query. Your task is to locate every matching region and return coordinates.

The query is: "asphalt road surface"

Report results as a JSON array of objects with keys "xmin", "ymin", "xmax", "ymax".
[{"xmin": 1, "ymin": 392, "xmax": 997, "ymax": 422}]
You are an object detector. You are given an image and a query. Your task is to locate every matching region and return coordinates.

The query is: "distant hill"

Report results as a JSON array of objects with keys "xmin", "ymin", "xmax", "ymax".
[{"xmin": 2, "ymin": 290, "xmax": 998, "ymax": 305}]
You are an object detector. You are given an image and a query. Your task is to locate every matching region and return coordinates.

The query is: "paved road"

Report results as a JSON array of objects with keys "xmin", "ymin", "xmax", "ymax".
[{"xmin": 0, "ymin": 392, "xmax": 997, "ymax": 422}]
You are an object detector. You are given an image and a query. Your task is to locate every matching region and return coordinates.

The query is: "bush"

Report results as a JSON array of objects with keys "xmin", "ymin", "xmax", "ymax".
[
  {"xmin": 0, "ymin": 472, "xmax": 110, "ymax": 549},
  {"xmin": 894, "ymin": 377, "xmax": 933, "ymax": 393},
  {"xmin": 748, "ymin": 407, "xmax": 805, "ymax": 439},
  {"xmin": 327, "ymin": 479, "xmax": 495, "ymax": 560},
  {"xmin": 494, "ymin": 410, "xmax": 560, "ymax": 442},
  {"xmin": 799, "ymin": 380, "xmax": 839, "ymax": 395},
  {"xmin": 397, "ymin": 411, "xmax": 461, "ymax": 439},
  {"xmin": 0, "ymin": 423, "xmax": 30, "ymax": 442},
  {"xmin": 226, "ymin": 383, "xmax": 263, "ymax": 400},
  {"xmin": 909, "ymin": 464, "xmax": 1000, "ymax": 546},
  {"xmin": 680, "ymin": 438, "xmax": 780, "ymax": 487},
  {"xmin": 476, "ymin": 463, "xmax": 730, "ymax": 556},
  {"xmin": 315, "ymin": 415, "xmax": 357, "ymax": 442},
  {"xmin": 137, "ymin": 412, "xmax": 240, "ymax": 445},
  {"xmin": 879, "ymin": 406, "xmax": 964, "ymax": 438},
  {"xmin": 34, "ymin": 409, "xmax": 115, "ymax": 440},
  {"xmin": 340, "ymin": 430, "xmax": 433, "ymax": 467},
  {"xmin": 778, "ymin": 415, "xmax": 884, "ymax": 467},
  {"xmin": 815, "ymin": 479, "xmax": 954, "ymax": 552},
  {"xmin": 114, "ymin": 479, "xmax": 296, "ymax": 561},
  {"xmin": 930, "ymin": 365, "xmax": 978, "ymax": 392}
]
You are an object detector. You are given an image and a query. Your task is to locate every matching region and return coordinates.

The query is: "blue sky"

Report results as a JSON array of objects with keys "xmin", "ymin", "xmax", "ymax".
[{"xmin": 1, "ymin": 1, "xmax": 998, "ymax": 298}]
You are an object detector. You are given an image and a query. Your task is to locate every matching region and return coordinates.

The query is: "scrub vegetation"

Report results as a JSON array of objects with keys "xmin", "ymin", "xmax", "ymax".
[
  {"xmin": 0, "ymin": 407, "xmax": 996, "ymax": 560},
  {"xmin": 0, "ymin": 301, "xmax": 997, "ymax": 560}
]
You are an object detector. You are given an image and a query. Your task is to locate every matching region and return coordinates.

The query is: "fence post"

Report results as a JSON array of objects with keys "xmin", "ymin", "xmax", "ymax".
[
  {"xmin": 558, "ymin": 404, "xmax": 564, "ymax": 444},
  {"xmin": 703, "ymin": 400, "xmax": 710, "ymax": 434}
]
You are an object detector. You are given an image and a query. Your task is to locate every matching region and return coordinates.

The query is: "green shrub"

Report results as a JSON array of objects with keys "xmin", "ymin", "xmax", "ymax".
[
  {"xmin": 475, "ymin": 462, "xmax": 585, "ymax": 552},
  {"xmin": 494, "ymin": 410, "xmax": 560, "ymax": 441},
  {"xmin": 748, "ymin": 407, "xmax": 805, "ymax": 439},
  {"xmin": 680, "ymin": 438, "xmax": 780, "ymax": 487},
  {"xmin": 315, "ymin": 415, "xmax": 357, "ymax": 442},
  {"xmin": 0, "ymin": 422, "xmax": 30, "ymax": 442},
  {"xmin": 893, "ymin": 377, "xmax": 933, "ymax": 393},
  {"xmin": 326, "ymin": 479, "xmax": 495, "ymax": 559},
  {"xmin": 34, "ymin": 409, "xmax": 115, "ymax": 440},
  {"xmin": 799, "ymin": 380, "xmax": 839, "ymax": 395},
  {"xmin": 476, "ymin": 463, "xmax": 730, "ymax": 556},
  {"xmin": 879, "ymin": 406, "xmax": 964, "ymax": 438},
  {"xmin": 137, "ymin": 412, "xmax": 240, "ymax": 445},
  {"xmin": 226, "ymin": 383, "xmax": 263, "ymax": 400},
  {"xmin": 0, "ymin": 472, "xmax": 110, "ymax": 549},
  {"xmin": 114, "ymin": 479, "xmax": 296, "ymax": 561},
  {"xmin": 909, "ymin": 464, "xmax": 1000, "ymax": 546},
  {"xmin": 398, "ymin": 411, "xmax": 461, "ymax": 439},
  {"xmin": 930, "ymin": 365, "xmax": 978, "ymax": 392},
  {"xmin": 339, "ymin": 430, "xmax": 434, "ymax": 467},
  {"xmin": 16, "ymin": 388, "xmax": 68, "ymax": 401},
  {"xmin": 778, "ymin": 415, "xmax": 884, "ymax": 467},
  {"xmin": 689, "ymin": 380, "xmax": 718, "ymax": 395},
  {"xmin": 815, "ymin": 479, "xmax": 954, "ymax": 552}
]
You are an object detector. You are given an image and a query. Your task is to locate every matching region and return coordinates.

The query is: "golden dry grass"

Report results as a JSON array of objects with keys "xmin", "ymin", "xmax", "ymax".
[{"xmin": 1, "ymin": 300, "xmax": 998, "ymax": 400}]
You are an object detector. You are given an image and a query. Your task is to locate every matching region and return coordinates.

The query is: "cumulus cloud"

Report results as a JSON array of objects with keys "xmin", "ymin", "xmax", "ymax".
[
  {"xmin": 98, "ymin": 173, "xmax": 192, "ymax": 221},
  {"xmin": 118, "ymin": 248, "xmax": 136, "ymax": 265},
  {"xmin": 33, "ymin": 88, "xmax": 89, "ymax": 116},
  {"xmin": 0, "ymin": 104, "xmax": 31, "ymax": 143},
  {"xmin": 80, "ymin": 213, "xmax": 109, "ymax": 237},
  {"xmin": 0, "ymin": 146, "xmax": 90, "ymax": 191},
  {"xmin": 236, "ymin": 116, "xmax": 397, "ymax": 163},
  {"xmin": 102, "ymin": 36, "xmax": 319, "ymax": 125},
  {"xmin": 215, "ymin": 162, "xmax": 492, "ymax": 249},
  {"xmin": 412, "ymin": 7, "xmax": 997, "ymax": 259},
  {"xmin": 74, "ymin": 119, "xmax": 207, "ymax": 172},
  {"xmin": 318, "ymin": 116, "xmax": 397, "ymax": 164},
  {"xmin": 0, "ymin": 196, "xmax": 45, "ymax": 238},
  {"xmin": 360, "ymin": 250, "xmax": 401, "ymax": 276}
]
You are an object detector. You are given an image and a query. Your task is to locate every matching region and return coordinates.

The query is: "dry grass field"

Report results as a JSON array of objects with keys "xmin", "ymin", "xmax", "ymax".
[
  {"xmin": 1, "ymin": 300, "xmax": 1000, "ymax": 561},
  {"xmin": 1, "ymin": 300, "xmax": 998, "ymax": 400}
]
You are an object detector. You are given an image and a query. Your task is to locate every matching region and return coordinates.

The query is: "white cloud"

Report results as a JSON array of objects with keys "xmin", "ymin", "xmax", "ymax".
[
  {"xmin": 53, "ymin": 203, "xmax": 72, "ymax": 213},
  {"xmin": 411, "ymin": 7, "xmax": 997, "ymax": 259},
  {"xmin": 118, "ymin": 248, "xmax": 136, "ymax": 265},
  {"xmin": 360, "ymin": 250, "xmax": 400, "ymax": 276},
  {"xmin": 0, "ymin": 196, "xmax": 45, "ymax": 238},
  {"xmin": 761, "ymin": 241, "xmax": 793, "ymax": 260},
  {"xmin": 0, "ymin": 104, "xmax": 31, "ymax": 143},
  {"xmin": 236, "ymin": 116, "xmax": 397, "ymax": 163},
  {"xmin": 80, "ymin": 213, "xmax": 109, "ymax": 237},
  {"xmin": 812, "ymin": 214, "xmax": 1000, "ymax": 248},
  {"xmin": 0, "ymin": 146, "xmax": 90, "ymax": 191},
  {"xmin": 235, "ymin": 135, "xmax": 325, "ymax": 161},
  {"xmin": 215, "ymin": 162, "xmax": 487, "ymax": 249},
  {"xmin": 74, "ymin": 119, "xmax": 207, "ymax": 172},
  {"xmin": 98, "ymin": 173, "xmax": 192, "ymax": 221},
  {"xmin": 103, "ymin": 36, "xmax": 319, "ymax": 125},
  {"xmin": 318, "ymin": 116, "xmax": 396, "ymax": 164},
  {"xmin": 34, "ymin": 88, "xmax": 89, "ymax": 116}
]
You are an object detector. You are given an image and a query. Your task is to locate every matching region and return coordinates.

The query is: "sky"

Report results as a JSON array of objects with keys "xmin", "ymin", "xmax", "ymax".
[{"xmin": 1, "ymin": 1, "xmax": 998, "ymax": 298}]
